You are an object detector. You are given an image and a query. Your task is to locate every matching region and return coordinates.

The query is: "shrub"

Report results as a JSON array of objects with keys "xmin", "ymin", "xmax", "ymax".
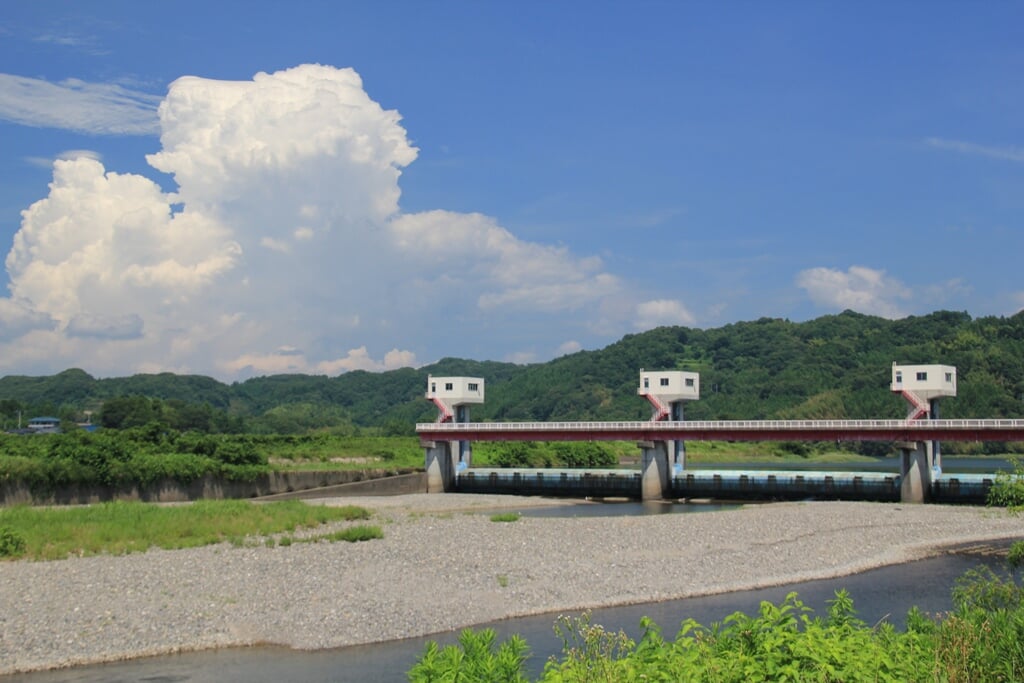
[
  {"xmin": 492, "ymin": 442, "xmax": 541, "ymax": 468},
  {"xmin": 1009, "ymin": 541, "xmax": 1024, "ymax": 569},
  {"xmin": 408, "ymin": 628, "xmax": 530, "ymax": 683},
  {"xmin": 552, "ymin": 442, "xmax": 618, "ymax": 468},
  {"xmin": 987, "ymin": 457, "xmax": 1024, "ymax": 510},
  {"xmin": 0, "ymin": 526, "xmax": 27, "ymax": 558},
  {"xmin": 942, "ymin": 567, "xmax": 1024, "ymax": 681}
]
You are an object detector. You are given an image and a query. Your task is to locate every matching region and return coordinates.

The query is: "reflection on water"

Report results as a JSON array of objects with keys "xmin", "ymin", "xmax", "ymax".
[
  {"xmin": 511, "ymin": 499, "xmax": 740, "ymax": 518},
  {"xmin": 7, "ymin": 543, "xmax": 1020, "ymax": 683}
]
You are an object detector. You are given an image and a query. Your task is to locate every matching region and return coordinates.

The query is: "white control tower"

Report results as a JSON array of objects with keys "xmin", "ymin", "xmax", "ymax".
[
  {"xmin": 425, "ymin": 376, "xmax": 484, "ymax": 480},
  {"xmin": 637, "ymin": 369, "xmax": 700, "ymax": 498},
  {"xmin": 426, "ymin": 376, "xmax": 484, "ymax": 423},
  {"xmin": 891, "ymin": 363, "xmax": 956, "ymax": 489},
  {"xmin": 891, "ymin": 363, "xmax": 956, "ymax": 420},
  {"xmin": 638, "ymin": 369, "xmax": 700, "ymax": 421}
]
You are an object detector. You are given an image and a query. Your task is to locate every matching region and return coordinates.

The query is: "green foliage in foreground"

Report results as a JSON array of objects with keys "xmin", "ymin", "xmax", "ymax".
[
  {"xmin": 1009, "ymin": 541, "xmax": 1024, "ymax": 569},
  {"xmin": 409, "ymin": 567, "xmax": 1024, "ymax": 682},
  {"xmin": 0, "ymin": 500, "xmax": 373, "ymax": 561}
]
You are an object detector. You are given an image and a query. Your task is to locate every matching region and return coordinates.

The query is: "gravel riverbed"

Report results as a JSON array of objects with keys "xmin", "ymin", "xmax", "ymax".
[{"xmin": 1, "ymin": 495, "xmax": 1022, "ymax": 675}]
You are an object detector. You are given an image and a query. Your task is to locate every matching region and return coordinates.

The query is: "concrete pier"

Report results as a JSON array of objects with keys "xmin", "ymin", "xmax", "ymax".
[
  {"xmin": 897, "ymin": 441, "xmax": 932, "ymax": 503},
  {"xmin": 424, "ymin": 441, "xmax": 455, "ymax": 493},
  {"xmin": 639, "ymin": 440, "xmax": 670, "ymax": 500}
]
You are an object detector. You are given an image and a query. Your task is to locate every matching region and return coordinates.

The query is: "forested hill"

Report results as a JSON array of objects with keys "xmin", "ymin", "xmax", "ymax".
[{"xmin": 2, "ymin": 310, "xmax": 1023, "ymax": 433}]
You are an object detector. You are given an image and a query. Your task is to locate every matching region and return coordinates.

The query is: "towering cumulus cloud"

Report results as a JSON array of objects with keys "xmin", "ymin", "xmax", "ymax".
[{"xmin": 1, "ymin": 64, "xmax": 621, "ymax": 378}]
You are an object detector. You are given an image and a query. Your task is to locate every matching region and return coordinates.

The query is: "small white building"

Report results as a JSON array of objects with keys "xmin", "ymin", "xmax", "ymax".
[
  {"xmin": 638, "ymin": 369, "xmax": 700, "ymax": 403},
  {"xmin": 890, "ymin": 363, "xmax": 957, "ymax": 400},
  {"xmin": 426, "ymin": 376, "xmax": 485, "ymax": 404},
  {"xmin": 27, "ymin": 416, "xmax": 61, "ymax": 433}
]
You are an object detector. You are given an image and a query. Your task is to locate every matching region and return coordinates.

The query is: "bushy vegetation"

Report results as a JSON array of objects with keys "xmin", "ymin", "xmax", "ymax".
[
  {"xmin": 409, "ymin": 566, "xmax": 1024, "ymax": 682},
  {"xmin": 0, "ymin": 500, "xmax": 374, "ymax": 561},
  {"xmin": 2, "ymin": 311, "xmax": 1023, "ymax": 447},
  {"xmin": 475, "ymin": 442, "xmax": 621, "ymax": 469},
  {"xmin": 987, "ymin": 457, "xmax": 1024, "ymax": 510},
  {"xmin": 0, "ymin": 526, "xmax": 27, "ymax": 557},
  {"xmin": 0, "ymin": 430, "xmax": 425, "ymax": 492}
]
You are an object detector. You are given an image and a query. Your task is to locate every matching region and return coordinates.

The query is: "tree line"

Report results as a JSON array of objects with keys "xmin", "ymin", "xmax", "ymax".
[{"xmin": 2, "ymin": 310, "xmax": 1022, "ymax": 440}]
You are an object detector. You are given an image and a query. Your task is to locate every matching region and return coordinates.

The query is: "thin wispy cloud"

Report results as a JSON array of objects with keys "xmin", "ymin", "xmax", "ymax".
[
  {"xmin": 33, "ymin": 32, "xmax": 109, "ymax": 55},
  {"xmin": 0, "ymin": 74, "xmax": 160, "ymax": 135},
  {"xmin": 925, "ymin": 137, "xmax": 1024, "ymax": 163},
  {"xmin": 25, "ymin": 150, "xmax": 103, "ymax": 169}
]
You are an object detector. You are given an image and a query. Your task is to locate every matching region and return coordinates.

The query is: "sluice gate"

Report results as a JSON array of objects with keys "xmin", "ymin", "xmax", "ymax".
[
  {"xmin": 456, "ymin": 468, "xmax": 996, "ymax": 504},
  {"xmin": 423, "ymin": 368, "xmax": 1021, "ymax": 504}
]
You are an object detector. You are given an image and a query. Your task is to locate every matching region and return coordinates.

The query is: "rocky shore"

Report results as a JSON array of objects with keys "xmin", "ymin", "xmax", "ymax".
[{"xmin": 1, "ymin": 495, "xmax": 1022, "ymax": 675}]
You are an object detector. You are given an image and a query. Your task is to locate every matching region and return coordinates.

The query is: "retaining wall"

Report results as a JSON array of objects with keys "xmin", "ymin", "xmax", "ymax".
[{"xmin": 0, "ymin": 468, "xmax": 423, "ymax": 506}]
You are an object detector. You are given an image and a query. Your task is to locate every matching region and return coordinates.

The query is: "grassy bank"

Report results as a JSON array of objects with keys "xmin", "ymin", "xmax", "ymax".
[{"xmin": 0, "ymin": 499, "xmax": 375, "ymax": 561}]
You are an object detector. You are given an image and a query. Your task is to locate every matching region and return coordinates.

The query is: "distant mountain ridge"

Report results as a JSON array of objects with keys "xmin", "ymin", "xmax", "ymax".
[{"xmin": 2, "ymin": 310, "xmax": 1022, "ymax": 430}]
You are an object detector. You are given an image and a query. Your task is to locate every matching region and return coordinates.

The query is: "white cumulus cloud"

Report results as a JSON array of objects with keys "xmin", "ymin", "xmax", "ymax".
[
  {"xmin": 796, "ymin": 265, "xmax": 910, "ymax": 319},
  {"xmin": 0, "ymin": 64, "xmax": 629, "ymax": 379},
  {"xmin": 389, "ymin": 210, "xmax": 620, "ymax": 312}
]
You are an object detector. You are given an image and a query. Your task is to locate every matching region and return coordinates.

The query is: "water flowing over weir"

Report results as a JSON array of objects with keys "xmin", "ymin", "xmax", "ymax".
[{"xmin": 453, "ymin": 466, "xmax": 997, "ymax": 503}]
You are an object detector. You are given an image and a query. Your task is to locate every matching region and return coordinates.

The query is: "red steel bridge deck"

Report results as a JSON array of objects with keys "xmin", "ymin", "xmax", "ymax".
[{"xmin": 416, "ymin": 419, "xmax": 1024, "ymax": 443}]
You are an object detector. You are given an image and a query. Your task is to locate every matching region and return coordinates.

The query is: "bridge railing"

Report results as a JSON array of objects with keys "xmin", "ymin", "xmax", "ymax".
[{"xmin": 417, "ymin": 418, "xmax": 1024, "ymax": 433}]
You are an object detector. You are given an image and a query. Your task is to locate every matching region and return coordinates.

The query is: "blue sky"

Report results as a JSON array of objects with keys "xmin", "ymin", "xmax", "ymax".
[{"xmin": 0, "ymin": 2, "xmax": 1021, "ymax": 380}]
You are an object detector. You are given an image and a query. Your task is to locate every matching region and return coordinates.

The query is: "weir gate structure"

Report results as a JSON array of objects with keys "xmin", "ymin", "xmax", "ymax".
[{"xmin": 418, "ymin": 366, "xmax": 1024, "ymax": 504}]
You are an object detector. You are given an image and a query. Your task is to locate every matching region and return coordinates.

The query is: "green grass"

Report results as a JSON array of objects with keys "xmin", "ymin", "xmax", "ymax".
[
  {"xmin": 490, "ymin": 512, "xmax": 521, "ymax": 523},
  {"xmin": 0, "ymin": 500, "xmax": 374, "ymax": 561},
  {"xmin": 319, "ymin": 525, "xmax": 384, "ymax": 542},
  {"xmin": 261, "ymin": 435, "xmax": 424, "ymax": 470}
]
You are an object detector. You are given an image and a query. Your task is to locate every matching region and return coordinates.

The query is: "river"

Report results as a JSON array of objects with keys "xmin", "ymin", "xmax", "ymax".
[{"xmin": 4, "ymin": 535, "xmax": 1017, "ymax": 683}]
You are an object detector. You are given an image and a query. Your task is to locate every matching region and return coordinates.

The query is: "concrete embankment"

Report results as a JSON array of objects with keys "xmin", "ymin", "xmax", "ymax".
[{"xmin": 0, "ymin": 469, "xmax": 424, "ymax": 506}]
